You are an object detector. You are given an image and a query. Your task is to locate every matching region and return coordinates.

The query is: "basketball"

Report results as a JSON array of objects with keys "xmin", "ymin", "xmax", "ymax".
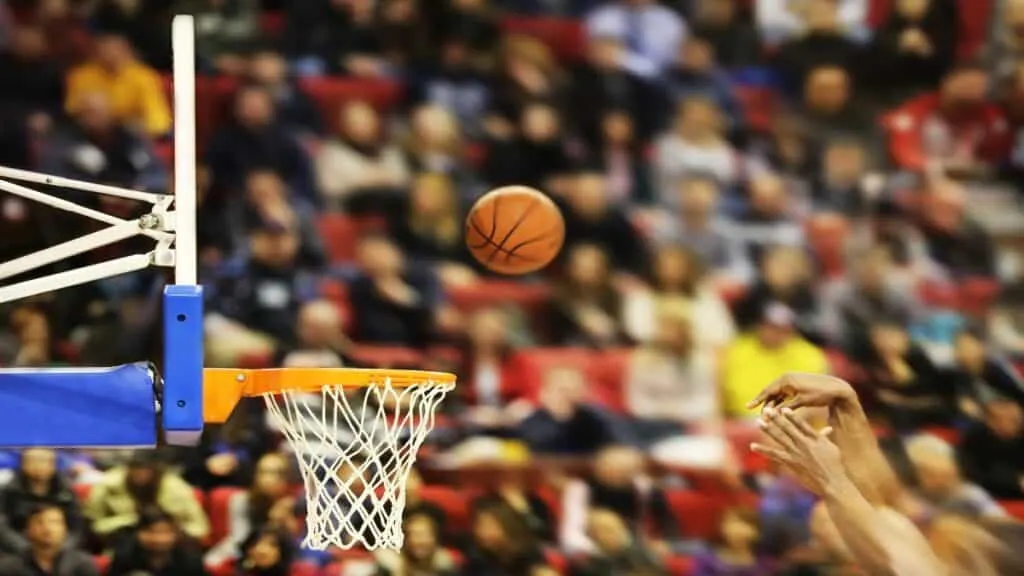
[{"xmin": 465, "ymin": 185, "xmax": 565, "ymax": 275}]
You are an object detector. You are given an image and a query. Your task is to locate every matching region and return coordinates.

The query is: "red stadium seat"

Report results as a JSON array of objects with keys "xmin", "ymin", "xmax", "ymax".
[
  {"xmin": 590, "ymin": 348, "xmax": 632, "ymax": 412},
  {"xmin": 447, "ymin": 281, "xmax": 553, "ymax": 335},
  {"xmin": 208, "ymin": 487, "xmax": 243, "ymax": 545},
  {"xmin": 544, "ymin": 548, "xmax": 569, "ymax": 574},
  {"xmin": 500, "ymin": 17, "xmax": 587, "ymax": 61},
  {"xmin": 805, "ymin": 214, "xmax": 850, "ymax": 279},
  {"xmin": 290, "ymin": 562, "xmax": 320, "ymax": 576},
  {"xmin": 320, "ymin": 278, "xmax": 352, "ymax": 330},
  {"xmin": 917, "ymin": 281, "xmax": 960, "ymax": 309},
  {"xmin": 317, "ymin": 214, "xmax": 386, "ymax": 264},
  {"xmin": 517, "ymin": 348, "xmax": 594, "ymax": 379},
  {"xmin": 260, "ymin": 12, "xmax": 284, "ymax": 35},
  {"xmin": 957, "ymin": 0, "xmax": 994, "ymax": 59},
  {"xmin": 733, "ymin": 86, "xmax": 777, "ymax": 132},
  {"xmin": 348, "ymin": 345, "xmax": 425, "ymax": 369},
  {"xmin": 300, "ymin": 78, "xmax": 403, "ymax": 125},
  {"xmin": 419, "ymin": 485, "xmax": 472, "ymax": 532},
  {"xmin": 93, "ymin": 555, "xmax": 110, "ymax": 575},
  {"xmin": 665, "ymin": 490, "xmax": 728, "ymax": 539},
  {"xmin": 959, "ymin": 278, "xmax": 1000, "ymax": 316},
  {"xmin": 73, "ymin": 483, "xmax": 91, "ymax": 503},
  {"xmin": 1001, "ymin": 500, "xmax": 1024, "ymax": 520},
  {"xmin": 665, "ymin": 553, "xmax": 697, "ymax": 576}
]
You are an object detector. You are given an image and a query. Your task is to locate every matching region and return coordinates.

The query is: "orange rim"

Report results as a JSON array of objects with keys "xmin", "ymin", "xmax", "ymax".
[{"xmin": 202, "ymin": 368, "xmax": 456, "ymax": 423}]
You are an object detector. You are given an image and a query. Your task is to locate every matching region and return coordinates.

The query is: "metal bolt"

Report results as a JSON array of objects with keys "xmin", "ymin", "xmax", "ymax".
[{"xmin": 236, "ymin": 373, "xmax": 246, "ymax": 382}]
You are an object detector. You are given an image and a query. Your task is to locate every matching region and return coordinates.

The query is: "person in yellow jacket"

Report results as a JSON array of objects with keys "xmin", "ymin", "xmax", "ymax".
[
  {"xmin": 83, "ymin": 451, "xmax": 209, "ymax": 546},
  {"xmin": 722, "ymin": 302, "xmax": 828, "ymax": 417},
  {"xmin": 65, "ymin": 32, "xmax": 171, "ymax": 138}
]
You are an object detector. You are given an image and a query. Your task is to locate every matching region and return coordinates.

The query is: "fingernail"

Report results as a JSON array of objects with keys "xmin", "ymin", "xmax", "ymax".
[
  {"xmin": 782, "ymin": 407, "xmax": 794, "ymax": 415},
  {"xmin": 756, "ymin": 418, "xmax": 767, "ymax": 429}
]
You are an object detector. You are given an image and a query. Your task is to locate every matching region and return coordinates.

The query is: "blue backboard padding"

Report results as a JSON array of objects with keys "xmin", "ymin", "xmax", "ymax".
[
  {"xmin": 163, "ymin": 285, "xmax": 204, "ymax": 446},
  {"xmin": 0, "ymin": 363, "xmax": 157, "ymax": 446}
]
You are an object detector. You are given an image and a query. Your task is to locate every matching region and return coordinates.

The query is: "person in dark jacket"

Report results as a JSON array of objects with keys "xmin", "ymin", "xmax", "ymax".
[
  {"xmin": 0, "ymin": 504, "xmax": 98, "ymax": 576},
  {"xmin": 0, "ymin": 449, "xmax": 82, "ymax": 555},
  {"xmin": 107, "ymin": 507, "xmax": 206, "ymax": 576},
  {"xmin": 236, "ymin": 526, "xmax": 296, "ymax": 576},
  {"xmin": 958, "ymin": 398, "xmax": 1024, "ymax": 499},
  {"xmin": 948, "ymin": 328, "xmax": 1024, "ymax": 420},
  {"xmin": 461, "ymin": 501, "xmax": 551, "ymax": 576}
]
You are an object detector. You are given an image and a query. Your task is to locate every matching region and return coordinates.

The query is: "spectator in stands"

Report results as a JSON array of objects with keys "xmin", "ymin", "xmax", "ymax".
[
  {"xmin": 205, "ymin": 453, "xmax": 296, "ymax": 568},
  {"xmin": 798, "ymin": 65, "xmax": 876, "ymax": 147},
  {"xmin": 0, "ymin": 503, "xmax": 97, "ymax": 576},
  {"xmin": 693, "ymin": 506, "xmax": 768, "ymax": 575},
  {"xmin": 413, "ymin": 35, "xmax": 492, "ymax": 137},
  {"xmin": 375, "ymin": 0, "xmax": 431, "ymax": 70},
  {"xmin": 489, "ymin": 34, "xmax": 565, "ymax": 125},
  {"xmin": 204, "ymin": 85, "xmax": 317, "ymax": 205},
  {"xmin": 316, "ymin": 100, "xmax": 410, "ymax": 208},
  {"xmin": 2, "ymin": 308, "xmax": 56, "ymax": 367},
  {"xmin": 436, "ymin": 0, "xmax": 500, "ymax": 65},
  {"xmin": 375, "ymin": 512, "xmax": 458, "ymax": 576},
  {"xmin": 236, "ymin": 526, "xmax": 295, "ymax": 576},
  {"xmin": 753, "ymin": 110, "xmax": 817, "ymax": 183},
  {"xmin": 561, "ymin": 446, "xmax": 676, "ymax": 557},
  {"xmin": 484, "ymin": 101, "xmax": 573, "ymax": 191},
  {"xmin": 654, "ymin": 96, "xmax": 743, "ymax": 195},
  {"xmin": 0, "ymin": 23, "xmax": 63, "ymax": 132},
  {"xmin": 989, "ymin": 285, "xmax": 1024, "ymax": 357},
  {"xmin": 771, "ymin": 0, "xmax": 864, "ymax": 92},
  {"xmin": 177, "ymin": 0, "xmax": 260, "ymax": 75},
  {"xmin": 883, "ymin": 63, "xmax": 1010, "ymax": 176},
  {"xmin": 560, "ymin": 172, "xmax": 648, "ymax": 273},
  {"xmin": 623, "ymin": 301, "xmax": 718, "ymax": 443},
  {"xmin": 205, "ymin": 220, "xmax": 318, "ymax": 365},
  {"xmin": 183, "ymin": 396, "xmax": 273, "ymax": 492},
  {"xmin": 277, "ymin": 299, "xmax": 349, "ymax": 368},
  {"xmin": 734, "ymin": 247, "xmax": 816, "ymax": 340},
  {"xmin": 457, "ymin": 307, "xmax": 539, "ymax": 429},
  {"xmin": 246, "ymin": 49, "xmax": 324, "ymax": 138},
  {"xmin": 583, "ymin": 110, "xmax": 655, "ymax": 204},
  {"xmin": 782, "ymin": 501, "xmax": 858, "ymax": 575},
  {"xmin": 861, "ymin": 319, "xmax": 950, "ymax": 431},
  {"xmin": 572, "ymin": 508, "xmax": 664, "ymax": 576},
  {"xmin": 92, "ymin": 0, "xmax": 172, "ymax": 71},
  {"xmin": 917, "ymin": 178, "xmax": 999, "ymax": 277},
  {"xmin": 868, "ymin": 0, "xmax": 957, "ymax": 100},
  {"xmin": 983, "ymin": 0, "xmax": 1024, "ymax": 84},
  {"xmin": 756, "ymin": 0, "xmax": 869, "ymax": 46},
  {"xmin": 107, "ymin": 507, "xmax": 206, "ymax": 576},
  {"xmin": 906, "ymin": 433, "xmax": 1008, "ymax": 519},
  {"xmin": 0, "ymin": 448, "xmax": 82, "ymax": 554},
  {"xmin": 282, "ymin": 0, "xmax": 378, "ymax": 77},
  {"xmin": 348, "ymin": 234, "xmax": 441, "ymax": 347},
  {"xmin": 403, "ymin": 468, "xmax": 447, "ymax": 531},
  {"xmin": 652, "ymin": 175, "xmax": 751, "ymax": 281},
  {"xmin": 388, "ymin": 172, "xmax": 477, "ymax": 285},
  {"xmin": 549, "ymin": 243, "xmax": 626, "ymax": 347},
  {"xmin": 65, "ymin": 32, "xmax": 171, "ymax": 137},
  {"xmin": 690, "ymin": 0, "xmax": 762, "ymax": 69},
  {"xmin": 959, "ymin": 397, "xmax": 1024, "ymax": 499},
  {"xmin": 622, "ymin": 243, "xmax": 736, "ymax": 352},
  {"xmin": 568, "ymin": 35, "xmax": 662, "ymax": 147},
  {"xmin": 40, "ymin": 90, "xmax": 169, "ymax": 193},
  {"xmin": 722, "ymin": 302, "xmax": 827, "ymax": 418},
  {"xmin": 947, "ymin": 328, "xmax": 1024, "ymax": 418},
  {"xmin": 662, "ymin": 34, "xmax": 744, "ymax": 136},
  {"xmin": 472, "ymin": 460, "xmax": 555, "ymax": 543},
  {"xmin": 584, "ymin": 0, "xmax": 686, "ymax": 79},
  {"xmin": 462, "ymin": 500, "xmax": 554, "ymax": 576},
  {"xmin": 809, "ymin": 138, "xmax": 875, "ymax": 215},
  {"xmin": 84, "ymin": 450, "xmax": 209, "ymax": 547},
  {"xmin": 403, "ymin": 104, "xmax": 467, "ymax": 180},
  {"xmin": 819, "ymin": 244, "xmax": 921, "ymax": 352},
  {"xmin": 516, "ymin": 366, "xmax": 628, "ymax": 455},
  {"xmin": 732, "ymin": 174, "xmax": 806, "ymax": 265}
]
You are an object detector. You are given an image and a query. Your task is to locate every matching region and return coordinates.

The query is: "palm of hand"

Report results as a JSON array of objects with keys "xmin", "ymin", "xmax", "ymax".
[{"xmin": 753, "ymin": 407, "xmax": 844, "ymax": 496}]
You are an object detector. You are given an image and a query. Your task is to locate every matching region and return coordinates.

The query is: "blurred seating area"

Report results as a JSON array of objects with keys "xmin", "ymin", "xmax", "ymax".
[{"xmin": 3, "ymin": 0, "xmax": 1024, "ymax": 574}]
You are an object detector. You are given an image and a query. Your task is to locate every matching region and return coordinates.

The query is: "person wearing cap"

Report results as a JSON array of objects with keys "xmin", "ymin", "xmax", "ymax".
[{"xmin": 721, "ymin": 301, "xmax": 828, "ymax": 418}]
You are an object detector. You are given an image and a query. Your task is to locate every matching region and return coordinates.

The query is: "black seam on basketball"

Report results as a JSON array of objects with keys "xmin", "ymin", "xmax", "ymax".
[
  {"xmin": 489, "ymin": 194, "xmax": 500, "ymax": 238},
  {"xmin": 467, "ymin": 219, "xmax": 541, "ymax": 262},
  {"xmin": 488, "ymin": 199, "xmax": 538, "ymax": 263},
  {"xmin": 501, "ymin": 225, "xmax": 564, "ymax": 262}
]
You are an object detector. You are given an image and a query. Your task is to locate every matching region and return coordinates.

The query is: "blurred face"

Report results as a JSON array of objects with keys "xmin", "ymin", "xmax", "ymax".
[
  {"xmin": 236, "ymin": 88, "xmax": 274, "ymax": 128},
  {"xmin": 76, "ymin": 93, "xmax": 115, "ymax": 133},
  {"xmin": 342, "ymin": 101, "xmax": 380, "ymax": 144},
  {"xmin": 571, "ymin": 174, "xmax": 609, "ymax": 218},
  {"xmin": 594, "ymin": 447, "xmax": 643, "ymax": 487},
  {"xmin": 138, "ymin": 520, "xmax": 177, "ymax": 554},
  {"xmin": 678, "ymin": 178, "xmax": 718, "ymax": 217},
  {"xmin": 405, "ymin": 515, "xmax": 438, "ymax": 560},
  {"xmin": 473, "ymin": 511, "xmax": 507, "ymax": 551},
  {"xmin": 871, "ymin": 324, "xmax": 909, "ymax": 357},
  {"xmin": 756, "ymin": 322, "xmax": 793, "ymax": 349},
  {"xmin": 677, "ymin": 99, "xmax": 720, "ymax": 139},
  {"xmin": 720, "ymin": 510, "xmax": 758, "ymax": 549},
  {"xmin": 942, "ymin": 70, "xmax": 990, "ymax": 109},
  {"xmin": 915, "ymin": 454, "xmax": 960, "ymax": 498},
  {"xmin": 823, "ymin": 142, "xmax": 864, "ymax": 184},
  {"xmin": 296, "ymin": 301, "xmax": 341, "ymax": 348},
  {"xmin": 12, "ymin": 27, "xmax": 46, "ymax": 59},
  {"xmin": 653, "ymin": 248, "xmax": 696, "ymax": 290},
  {"xmin": 469, "ymin": 308, "xmax": 507, "ymax": 350},
  {"xmin": 567, "ymin": 245, "xmax": 608, "ymax": 286},
  {"xmin": 762, "ymin": 248, "xmax": 803, "ymax": 288},
  {"xmin": 897, "ymin": 0, "xmax": 930, "ymax": 19},
  {"xmin": 805, "ymin": 68, "xmax": 850, "ymax": 113},
  {"xmin": 587, "ymin": 510, "xmax": 630, "ymax": 552},
  {"xmin": 954, "ymin": 334, "xmax": 986, "ymax": 368},
  {"xmin": 522, "ymin": 104, "xmax": 560, "ymax": 142},
  {"xmin": 246, "ymin": 172, "xmax": 286, "ymax": 206},
  {"xmin": 601, "ymin": 112, "xmax": 633, "ymax": 145},
  {"xmin": 588, "ymin": 37, "xmax": 625, "ymax": 68},
  {"xmin": 856, "ymin": 248, "xmax": 891, "ymax": 291},
  {"xmin": 253, "ymin": 455, "xmax": 289, "ymax": 497},
  {"xmin": 249, "ymin": 229, "xmax": 299, "ymax": 268},
  {"xmin": 987, "ymin": 401, "xmax": 1023, "ymax": 439},
  {"xmin": 126, "ymin": 465, "xmax": 158, "ymax": 489},
  {"xmin": 357, "ymin": 237, "xmax": 403, "ymax": 277},
  {"xmin": 405, "ymin": 468, "xmax": 423, "ymax": 500},
  {"xmin": 410, "ymin": 175, "xmax": 454, "ymax": 218},
  {"xmin": 248, "ymin": 534, "xmax": 281, "ymax": 568},
  {"xmin": 697, "ymin": 0, "xmax": 735, "ymax": 24},
  {"xmin": 26, "ymin": 508, "xmax": 66, "ymax": 549},
  {"xmin": 94, "ymin": 35, "xmax": 131, "ymax": 68},
  {"xmin": 679, "ymin": 38, "xmax": 714, "ymax": 72},
  {"xmin": 805, "ymin": 0, "xmax": 839, "ymax": 31},
  {"xmin": 541, "ymin": 367, "xmax": 585, "ymax": 406},
  {"xmin": 925, "ymin": 182, "xmax": 966, "ymax": 232},
  {"xmin": 21, "ymin": 449, "xmax": 57, "ymax": 483},
  {"xmin": 249, "ymin": 51, "xmax": 287, "ymax": 85},
  {"xmin": 749, "ymin": 176, "xmax": 787, "ymax": 215},
  {"xmin": 413, "ymin": 106, "xmax": 457, "ymax": 148}
]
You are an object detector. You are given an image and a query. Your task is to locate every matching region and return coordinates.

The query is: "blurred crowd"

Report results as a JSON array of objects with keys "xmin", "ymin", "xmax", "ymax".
[{"xmin": 2, "ymin": 0, "xmax": 1024, "ymax": 574}]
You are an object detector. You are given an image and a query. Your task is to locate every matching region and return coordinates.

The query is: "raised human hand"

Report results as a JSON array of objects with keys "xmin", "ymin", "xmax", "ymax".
[
  {"xmin": 747, "ymin": 373, "xmax": 856, "ymax": 412},
  {"xmin": 751, "ymin": 406, "xmax": 844, "ymax": 496}
]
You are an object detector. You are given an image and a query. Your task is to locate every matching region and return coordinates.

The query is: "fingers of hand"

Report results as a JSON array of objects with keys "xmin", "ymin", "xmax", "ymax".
[
  {"xmin": 751, "ymin": 442, "xmax": 791, "ymax": 464},
  {"xmin": 765, "ymin": 406, "xmax": 809, "ymax": 446},
  {"xmin": 758, "ymin": 409, "xmax": 797, "ymax": 450},
  {"xmin": 782, "ymin": 407, "xmax": 819, "ymax": 438}
]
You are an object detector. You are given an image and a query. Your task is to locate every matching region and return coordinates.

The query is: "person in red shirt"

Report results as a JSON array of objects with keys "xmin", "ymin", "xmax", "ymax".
[{"xmin": 883, "ymin": 63, "xmax": 1011, "ymax": 176}]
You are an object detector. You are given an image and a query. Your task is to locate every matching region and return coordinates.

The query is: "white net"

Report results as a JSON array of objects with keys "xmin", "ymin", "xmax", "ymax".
[{"xmin": 262, "ymin": 377, "xmax": 454, "ymax": 550}]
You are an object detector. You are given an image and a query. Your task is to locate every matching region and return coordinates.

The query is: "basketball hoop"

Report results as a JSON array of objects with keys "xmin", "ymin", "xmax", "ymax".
[{"xmin": 204, "ymin": 368, "xmax": 455, "ymax": 550}]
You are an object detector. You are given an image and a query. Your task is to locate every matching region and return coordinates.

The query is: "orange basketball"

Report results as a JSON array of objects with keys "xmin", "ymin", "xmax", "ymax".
[{"xmin": 465, "ymin": 186, "xmax": 565, "ymax": 275}]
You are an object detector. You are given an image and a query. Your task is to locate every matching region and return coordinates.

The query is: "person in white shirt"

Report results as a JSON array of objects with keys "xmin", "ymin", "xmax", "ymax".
[{"xmin": 585, "ymin": 0, "xmax": 686, "ymax": 78}]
